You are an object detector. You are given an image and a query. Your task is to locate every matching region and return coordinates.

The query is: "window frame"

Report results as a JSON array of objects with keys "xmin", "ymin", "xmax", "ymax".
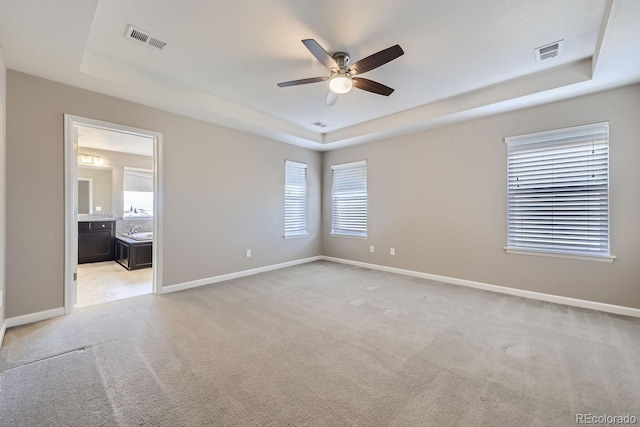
[
  {"xmin": 331, "ymin": 160, "xmax": 368, "ymax": 238},
  {"xmin": 284, "ymin": 160, "xmax": 309, "ymax": 238},
  {"xmin": 504, "ymin": 121, "xmax": 615, "ymax": 262}
]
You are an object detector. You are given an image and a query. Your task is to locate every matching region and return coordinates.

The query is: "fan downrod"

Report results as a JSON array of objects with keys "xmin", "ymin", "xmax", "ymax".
[{"xmin": 332, "ymin": 52, "xmax": 350, "ymax": 70}]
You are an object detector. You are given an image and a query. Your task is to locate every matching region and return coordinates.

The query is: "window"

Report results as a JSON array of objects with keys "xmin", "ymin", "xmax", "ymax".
[
  {"xmin": 505, "ymin": 122, "xmax": 611, "ymax": 260},
  {"xmin": 331, "ymin": 160, "xmax": 367, "ymax": 237},
  {"xmin": 284, "ymin": 160, "xmax": 308, "ymax": 237},
  {"xmin": 123, "ymin": 168, "xmax": 153, "ymax": 219}
]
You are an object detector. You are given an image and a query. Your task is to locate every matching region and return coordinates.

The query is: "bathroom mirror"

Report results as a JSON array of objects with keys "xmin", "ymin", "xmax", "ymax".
[
  {"xmin": 77, "ymin": 178, "xmax": 92, "ymax": 214},
  {"xmin": 78, "ymin": 165, "xmax": 113, "ymax": 215}
]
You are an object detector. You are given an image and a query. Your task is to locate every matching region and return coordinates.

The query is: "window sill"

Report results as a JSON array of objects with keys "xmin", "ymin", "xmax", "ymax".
[
  {"xmin": 284, "ymin": 233, "xmax": 309, "ymax": 239},
  {"xmin": 505, "ymin": 247, "xmax": 615, "ymax": 263},
  {"xmin": 330, "ymin": 232, "xmax": 368, "ymax": 240}
]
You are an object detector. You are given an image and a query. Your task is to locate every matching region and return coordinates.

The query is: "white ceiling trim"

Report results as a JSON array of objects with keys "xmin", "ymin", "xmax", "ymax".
[{"xmin": 591, "ymin": 0, "xmax": 615, "ymax": 76}]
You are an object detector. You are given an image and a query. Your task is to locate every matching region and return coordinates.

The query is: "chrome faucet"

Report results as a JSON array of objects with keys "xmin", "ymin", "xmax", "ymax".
[{"xmin": 129, "ymin": 225, "xmax": 144, "ymax": 235}]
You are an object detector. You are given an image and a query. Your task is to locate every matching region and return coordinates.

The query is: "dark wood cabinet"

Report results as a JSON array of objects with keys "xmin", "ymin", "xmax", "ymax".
[
  {"xmin": 115, "ymin": 238, "xmax": 152, "ymax": 270},
  {"xmin": 78, "ymin": 221, "xmax": 115, "ymax": 264},
  {"xmin": 115, "ymin": 239, "xmax": 130, "ymax": 269}
]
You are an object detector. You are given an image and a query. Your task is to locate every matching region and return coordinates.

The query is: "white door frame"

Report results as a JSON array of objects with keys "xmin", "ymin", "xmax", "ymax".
[{"xmin": 64, "ymin": 114, "xmax": 164, "ymax": 314}]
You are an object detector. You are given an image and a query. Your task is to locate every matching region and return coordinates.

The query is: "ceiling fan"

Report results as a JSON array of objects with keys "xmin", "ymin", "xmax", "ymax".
[{"xmin": 277, "ymin": 39, "xmax": 404, "ymax": 106}]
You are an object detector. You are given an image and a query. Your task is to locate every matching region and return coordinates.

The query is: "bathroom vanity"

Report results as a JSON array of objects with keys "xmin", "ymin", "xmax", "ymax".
[
  {"xmin": 115, "ymin": 235, "xmax": 153, "ymax": 270},
  {"xmin": 78, "ymin": 220, "xmax": 116, "ymax": 264}
]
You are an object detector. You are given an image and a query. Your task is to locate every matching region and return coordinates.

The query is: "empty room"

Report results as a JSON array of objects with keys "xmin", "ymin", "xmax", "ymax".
[{"xmin": 0, "ymin": 1, "xmax": 639, "ymax": 426}]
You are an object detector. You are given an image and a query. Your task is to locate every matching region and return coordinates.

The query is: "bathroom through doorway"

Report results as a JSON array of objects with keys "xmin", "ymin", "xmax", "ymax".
[{"xmin": 64, "ymin": 115, "xmax": 163, "ymax": 312}]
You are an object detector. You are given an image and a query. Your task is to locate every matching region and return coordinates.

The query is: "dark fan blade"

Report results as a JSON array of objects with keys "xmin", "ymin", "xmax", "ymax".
[
  {"xmin": 325, "ymin": 91, "xmax": 339, "ymax": 107},
  {"xmin": 277, "ymin": 76, "xmax": 328, "ymax": 87},
  {"xmin": 348, "ymin": 44, "xmax": 404, "ymax": 75},
  {"xmin": 302, "ymin": 39, "xmax": 338, "ymax": 70},
  {"xmin": 352, "ymin": 78, "xmax": 394, "ymax": 96}
]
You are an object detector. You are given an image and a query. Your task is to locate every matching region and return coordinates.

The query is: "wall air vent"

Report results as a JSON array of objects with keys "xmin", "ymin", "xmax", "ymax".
[
  {"xmin": 312, "ymin": 121, "xmax": 327, "ymax": 128},
  {"xmin": 126, "ymin": 25, "xmax": 168, "ymax": 50},
  {"xmin": 535, "ymin": 40, "xmax": 563, "ymax": 62}
]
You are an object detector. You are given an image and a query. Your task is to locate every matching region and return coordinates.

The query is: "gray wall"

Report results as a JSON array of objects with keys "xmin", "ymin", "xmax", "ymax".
[
  {"xmin": 0, "ymin": 49, "xmax": 6, "ymax": 329},
  {"xmin": 323, "ymin": 84, "xmax": 640, "ymax": 309},
  {"xmin": 6, "ymin": 71, "xmax": 322, "ymax": 318},
  {"xmin": 5, "ymin": 68, "xmax": 638, "ymax": 320}
]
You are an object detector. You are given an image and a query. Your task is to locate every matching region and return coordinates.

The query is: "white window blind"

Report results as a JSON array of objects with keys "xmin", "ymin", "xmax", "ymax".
[
  {"xmin": 124, "ymin": 168, "xmax": 153, "ymax": 218},
  {"xmin": 124, "ymin": 169, "xmax": 153, "ymax": 192},
  {"xmin": 505, "ymin": 122, "xmax": 609, "ymax": 257},
  {"xmin": 331, "ymin": 160, "xmax": 367, "ymax": 237},
  {"xmin": 284, "ymin": 160, "xmax": 307, "ymax": 237}
]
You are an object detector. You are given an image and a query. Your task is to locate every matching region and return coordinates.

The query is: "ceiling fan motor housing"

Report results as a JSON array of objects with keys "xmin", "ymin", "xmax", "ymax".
[{"xmin": 329, "ymin": 52, "xmax": 353, "ymax": 94}]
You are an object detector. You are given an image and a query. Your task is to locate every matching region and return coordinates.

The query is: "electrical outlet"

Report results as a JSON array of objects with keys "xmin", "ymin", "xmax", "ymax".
[
  {"xmin": 370, "ymin": 245, "xmax": 375, "ymax": 253},
  {"xmin": 390, "ymin": 248, "xmax": 396, "ymax": 256},
  {"xmin": 0, "ymin": 290, "xmax": 3, "ymax": 306},
  {"xmin": 95, "ymin": 206, "xmax": 102, "ymax": 212},
  {"xmin": 246, "ymin": 249, "xmax": 252, "ymax": 258}
]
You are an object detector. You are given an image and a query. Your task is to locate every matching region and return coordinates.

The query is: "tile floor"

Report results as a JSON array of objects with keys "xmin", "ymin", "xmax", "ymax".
[{"xmin": 76, "ymin": 261, "xmax": 152, "ymax": 308}]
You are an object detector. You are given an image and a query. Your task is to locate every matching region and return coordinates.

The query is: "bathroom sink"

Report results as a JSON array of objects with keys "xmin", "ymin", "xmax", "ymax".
[{"xmin": 124, "ymin": 232, "xmax": 153, "ymax": 241}]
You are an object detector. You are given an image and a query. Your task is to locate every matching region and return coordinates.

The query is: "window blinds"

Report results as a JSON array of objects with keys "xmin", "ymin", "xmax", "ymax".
[
  {"xmin": 284, "ymin": 160, "xmax": 307, "ymax": 236},
  {"xmin": 506, "ymin": 122, "xmax": 609, "ymax": 256},
  {"xmin": 124, "ymin": 168, "xmax": 153, "ymax": 192},
  {"xmin": 331, "ymin": 160, "xmax": 367, "ymax": 237},
  {"xmin": 123, "ymin": 168, "xmax": 153, "ymax": 217}
]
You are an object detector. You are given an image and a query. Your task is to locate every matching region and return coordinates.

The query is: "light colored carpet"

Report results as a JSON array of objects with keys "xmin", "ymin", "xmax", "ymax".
[{"xmin": 1, "ymin": 261, "xmax": 638, "ymax": 426}]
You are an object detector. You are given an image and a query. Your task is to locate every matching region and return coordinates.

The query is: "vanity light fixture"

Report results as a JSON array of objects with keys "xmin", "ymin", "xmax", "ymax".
[{"xmin": 78, "ymin": 153, "xmax": 104, "ymax": 166}]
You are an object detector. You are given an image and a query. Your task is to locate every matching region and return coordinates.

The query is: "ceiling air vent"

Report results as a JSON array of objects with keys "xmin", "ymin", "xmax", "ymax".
[
  {"xmin": 312, "ymin": 121, "xmax": 327, "ymax": 128},
  {"xmin": 126, "ymin": 25, "xmax": 167, "ymax": 50},
  {"xmin": 535, "ymin": 40, "xmax": 563, "ymax": 62}
]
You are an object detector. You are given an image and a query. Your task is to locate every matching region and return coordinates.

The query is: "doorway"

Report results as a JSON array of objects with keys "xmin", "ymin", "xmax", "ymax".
[{"xmin": 64, "ymin": 115, "xmax": 163, "ymax": 313}]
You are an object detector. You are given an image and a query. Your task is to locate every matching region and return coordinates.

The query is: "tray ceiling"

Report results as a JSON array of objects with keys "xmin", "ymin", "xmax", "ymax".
[{"xmin": 0, "ymin": 0, "xmax": 638, "ymax": 150}]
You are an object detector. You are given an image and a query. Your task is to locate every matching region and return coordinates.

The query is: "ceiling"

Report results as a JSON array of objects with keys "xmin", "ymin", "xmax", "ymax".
[
  {"xmin": 0, "ymin": 0, "xmax": 638, "ymax": 151},
  {"xmin": 77, "ymin": 125, "xmax": 154, "ymax": 157}
]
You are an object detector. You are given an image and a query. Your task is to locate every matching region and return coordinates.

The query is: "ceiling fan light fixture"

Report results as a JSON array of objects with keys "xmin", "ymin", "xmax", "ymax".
[
  {"xmin": 276, "ymin": 39, "xmax": 404, "ymax": 104},
  {"xmin": 329, "ymin": 74, "xmax": 353, "ymax": 94}
]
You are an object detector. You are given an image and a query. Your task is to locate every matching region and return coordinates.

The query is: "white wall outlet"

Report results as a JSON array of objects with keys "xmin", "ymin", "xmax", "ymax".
[
  {"xmin": 95, "ymin": 206, "xmax": 102, "ymax": 212},
  {"xmin": 390, "ymin": 248, "xmax": 396, "ymax": 256},
  {"xmin": 246, "ymin": 249, "xmax": 251, "ymax": 258},
  {"xmin": 370, "ymin": 245, "xmax": 375, "ymax": 253},
  {"xmin": 0, "ymin": 290, "xmax": 3, "ymax": 306}
]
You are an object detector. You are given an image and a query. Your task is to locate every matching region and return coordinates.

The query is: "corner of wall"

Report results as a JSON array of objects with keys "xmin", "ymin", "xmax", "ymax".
[
  {"xmin": 0, "ymin": 45, "xmax": 7, "ymax": 341},
  {"xmin": 0, "ymin": 321, "xmax": 6, "ymax": 348},
  {"xmin": 319, "ymin": 149, "xmax": 327, "ymax": 256}
]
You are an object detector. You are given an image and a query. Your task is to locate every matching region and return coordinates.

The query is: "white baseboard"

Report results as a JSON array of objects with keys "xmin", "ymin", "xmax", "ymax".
[
  {"xmin": 4, "ymin": 307, "xmax": 65, "ymax": 328},
  {"xmin": 162, "ymin": 256, "xmax": 323, "ymax": 294},
  {"xmin": 322, "ymin": 256, "xmax": 640, "ymax": 318}
]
